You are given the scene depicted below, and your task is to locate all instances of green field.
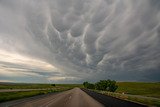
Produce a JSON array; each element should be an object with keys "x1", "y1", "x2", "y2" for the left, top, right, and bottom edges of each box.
[
  {"x1": 0, "y1": 83, "x2": 83, "y2": 89},
  {"x1": 93, "y1": 82, "x2": 160, "y2": 107},
  {"x1": 0, "y1": 90, "x2": 55, "y2": 102},
  {"x1": 116, "y1": 82, "x2": 160, "y2": 98},
  {"x1": 0, "y1": 83, "x2": 55, "y2": 89},
  {"x1": 0, "y1": 83, "x2": 82, "y2": 103}
]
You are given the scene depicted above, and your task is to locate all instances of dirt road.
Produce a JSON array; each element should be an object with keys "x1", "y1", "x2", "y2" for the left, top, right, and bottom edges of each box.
[
  {"x1": 0, "y1": 88, "x2": 104, "y2": 107},
  {"x1": 0, "y1": 88, "x2": 147, "y2": 107}
]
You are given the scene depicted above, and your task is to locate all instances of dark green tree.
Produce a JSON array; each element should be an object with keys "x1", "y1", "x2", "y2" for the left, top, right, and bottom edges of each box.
[
  {"x1": 51, "y1": 84, "x2": 55, "y2": 86},
  {"x1": 83, "y1": 81, "x2": 95, "y2": 89},
  {"x1": 83, "y1": 79, "x2": 118, "y2": 92},
  {"x1": 95, "y1": 79, "x2": 118, "y2": 92}
]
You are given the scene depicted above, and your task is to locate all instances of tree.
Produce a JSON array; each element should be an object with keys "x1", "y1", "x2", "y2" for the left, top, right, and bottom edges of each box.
[
  {"x1": 83, "y1": 81, "x2": 95, "y2": 89},
  {"x1": 51, "y1": 84, "x2": 55, "y2": 86},
  {"x1": 95, "y1": 79, "x2": 118, "y2": 92},
  {"x1": 108, "y1": 80, "x2": 118, "y2": 92},
  {"x1": 83, "y1": 79, "x2": 118, "y2": 92},
  {"x1": 83, "y1": 81, "x2": 89, "y2": 87},
  {"x1": 95, "y1": 80, "x2": 109, "y2": 91}
]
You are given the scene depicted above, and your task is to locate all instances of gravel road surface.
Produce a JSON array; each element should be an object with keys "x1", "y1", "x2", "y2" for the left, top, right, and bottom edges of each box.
[
  {"x1": 0, "y1": 88, "x2": 147, "y2": 107},
  {"x1": 0, "y1": 88, "x2": 104, "y2": 107}
]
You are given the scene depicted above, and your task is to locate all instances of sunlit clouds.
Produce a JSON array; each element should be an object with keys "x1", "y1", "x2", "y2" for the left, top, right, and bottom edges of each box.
[{"x1": 0, "y1": 50, "x2": 58, "y2": 71}]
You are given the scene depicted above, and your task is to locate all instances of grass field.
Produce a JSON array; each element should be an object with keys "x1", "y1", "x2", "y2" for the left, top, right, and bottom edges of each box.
[
  {"x1": 0, "y1": 83, "x2": 82, "y2": 103},
  {"x1": 98, "y1": 91, "x2": 160, "y2": 107},
  {"x1": 0, "y1": 90, "x2": 55, "y2": 102},
  {"x1": 93, "y1": 82, "x2": 160, "y2": 107},
  {"x1": 116, "y1": 82, "x2": 160, "y2": 98},
  {"x1": 0, "y1": 83, "x2": 55, "y2": 89},
  {"x1": 0, "y1": 83, "x2": 83, "y2": 89}
]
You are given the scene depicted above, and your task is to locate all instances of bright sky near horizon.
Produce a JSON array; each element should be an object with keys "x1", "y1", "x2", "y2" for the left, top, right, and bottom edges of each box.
[{"x1": 0, "y1": 0, "x2": 160, "y2": 83}]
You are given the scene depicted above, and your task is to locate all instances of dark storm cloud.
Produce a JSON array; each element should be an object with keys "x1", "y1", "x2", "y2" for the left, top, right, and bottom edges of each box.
[{"x1": 0, "y1": 0, "x2": 160, "y2": 83}]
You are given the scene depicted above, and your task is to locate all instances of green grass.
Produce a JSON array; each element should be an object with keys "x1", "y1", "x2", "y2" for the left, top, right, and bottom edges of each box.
[
  {"x1": 96, "y1": 91, "x2": 160, "y2": 107},
  {"x1": 116, "y1": 82, "x2": 160, "y2": 98},
  {"x1": 0, "y1": 90, "x2": 50, "y2": 102},
  {"x1": 0, "y1": 89, "x2": 64, "y2": 103},
  {"x1": 0, "y1": 83, "x2": 83, "y2": 89},
  {"x1": 0, "y1": 83, "x2": 55, "y2": 89},
  {"x1": 127, "y1": 95, "x2": 160, "y2": 107},
  {"x1": 0, "y1": 83, "x2": 82, "y2": 103},
  {"x1": 91, "y1": 82, "x2": 160, "y2": 107}
]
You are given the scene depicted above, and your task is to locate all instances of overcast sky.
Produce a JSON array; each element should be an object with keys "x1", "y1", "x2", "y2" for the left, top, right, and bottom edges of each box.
[{"x1": 0, "y1": 0, "x2": 160, "y2": 83}]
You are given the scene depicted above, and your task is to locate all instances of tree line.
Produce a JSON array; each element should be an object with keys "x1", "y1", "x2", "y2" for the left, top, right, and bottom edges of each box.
[{"x1": 83, "y1": 79, "x2": 118, "y2": 92}]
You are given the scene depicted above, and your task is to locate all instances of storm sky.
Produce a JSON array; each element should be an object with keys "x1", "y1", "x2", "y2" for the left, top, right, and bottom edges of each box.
[{"x1": 0, "y1": 0, "x2": 160, "y2": 83}]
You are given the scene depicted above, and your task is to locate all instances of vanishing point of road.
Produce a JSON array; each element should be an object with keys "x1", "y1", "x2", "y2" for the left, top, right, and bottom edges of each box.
[{"x1": 0, "y1": 88, "x2": 147, "y2": 107}]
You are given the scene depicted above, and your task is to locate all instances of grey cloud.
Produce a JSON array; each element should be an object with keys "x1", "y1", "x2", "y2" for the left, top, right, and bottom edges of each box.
[
  {"x1": 0, "y1": 0, "x2": 160, "y2": 83},
  {"x1": 70, "y1": 21, "x2": 86, "y2": 37}
]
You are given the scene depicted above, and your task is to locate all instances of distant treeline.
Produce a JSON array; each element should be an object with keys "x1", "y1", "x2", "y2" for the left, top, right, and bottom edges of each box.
[{"x1": 83, "y1": 79, "x2": 118, "y2": 92}]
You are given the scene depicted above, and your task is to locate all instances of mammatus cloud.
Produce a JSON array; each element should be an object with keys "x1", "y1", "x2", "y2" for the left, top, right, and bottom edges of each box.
[{"x1": 0, "y1": 0, "x2": 160, "y2": 83}]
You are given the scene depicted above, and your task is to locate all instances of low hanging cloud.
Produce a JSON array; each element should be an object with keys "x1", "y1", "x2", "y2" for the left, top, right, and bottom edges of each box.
[{"x1": 0, "y1": 0, "x2": 160, "y2": 83}]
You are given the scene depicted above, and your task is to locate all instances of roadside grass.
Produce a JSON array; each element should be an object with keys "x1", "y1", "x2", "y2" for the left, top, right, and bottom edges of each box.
[
  {"x1": 0, "y1": 87, "x2": 71, "y2": 103},
  {"x1": 96, "y1": 91, "x2": 160, "y2": 107},
  {"x1": 90, "y1": 82, "x2": 160, "y2": 107},
  {"x1": 0, "y1": 90, "x2": 51, "y2": 102},
  {"x1": 0, "y1": 83, "x2": 83, "y2": 89},
  {"x1": 0, "y1": 83, "x2": 54, "y2": 89},
  {"x1": 0, "y1": 83, "x2": 82, "y2": 103},
  {"x1": 116, "y1": 82, "x2": 160, "y2": 98}
]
